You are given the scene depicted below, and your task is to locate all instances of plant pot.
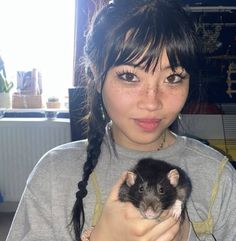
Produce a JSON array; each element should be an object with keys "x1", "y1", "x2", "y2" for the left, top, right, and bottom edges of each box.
[
  {"x1": 46, "y1": 101, "x2": 61, "y2": 109},
  {"x1": 12, "y1": 94, "x2": 42, "y2": 108},
  {"x1": 0, "y1": 92, "x2": 11, "y2": 108}
]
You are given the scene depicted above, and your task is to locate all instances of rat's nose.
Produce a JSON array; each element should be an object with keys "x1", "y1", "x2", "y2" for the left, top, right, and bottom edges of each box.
[{"x1": 143, "y1": 207, "x2": 162, "y2": 219}]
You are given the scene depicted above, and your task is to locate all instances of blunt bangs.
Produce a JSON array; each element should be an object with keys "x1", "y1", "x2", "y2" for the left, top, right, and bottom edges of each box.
[{"x1": 105, "y1": 4, "x2": 197, "y2": 75}]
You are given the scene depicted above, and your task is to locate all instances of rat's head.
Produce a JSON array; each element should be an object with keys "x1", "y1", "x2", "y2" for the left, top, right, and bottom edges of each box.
[{"x1": 125, "y1": 168, "x2": 180, "y2": 219}]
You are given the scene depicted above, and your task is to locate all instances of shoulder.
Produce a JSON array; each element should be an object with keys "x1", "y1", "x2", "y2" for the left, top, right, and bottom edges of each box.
[
  {"x1": 179, "y1": 136, "x2": 235, "y2": 182},
  {"x1": 27, "y1": 140, "x2": 88, "y2": 184},
  {"x1": 50, "y1": 139, "x2": 88, "y2": 159},
  {"x1": 42, "y1": 139, "x2": 87, "y2": 166},
  {"x1": 183, "y1": 136, "x2": 224, "y2": 161}
]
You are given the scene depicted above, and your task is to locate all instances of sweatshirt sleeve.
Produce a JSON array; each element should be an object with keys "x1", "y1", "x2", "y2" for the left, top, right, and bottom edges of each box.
[
  {"x1": 213, "y1": 162, "x2": 236, "y2": 240},
  {"x1": 6, "y1": 152, "x2": 55, "y2": 241},
  {"x1": 189, "y1": 160, "x2": 236, "y2": 241},
  {"x1": 184, "y1": 161, "x2": 236, "y2": 241}
]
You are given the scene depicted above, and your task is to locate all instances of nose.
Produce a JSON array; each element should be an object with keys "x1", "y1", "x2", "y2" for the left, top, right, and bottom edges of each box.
[{"x1": 137, "y1": 86, "x2": 162, "y2": 111}]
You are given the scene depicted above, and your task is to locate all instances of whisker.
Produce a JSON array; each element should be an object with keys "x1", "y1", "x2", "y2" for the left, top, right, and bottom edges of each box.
[{"x1": 125, "y1": 194, "x2": 141, "y2": 203}]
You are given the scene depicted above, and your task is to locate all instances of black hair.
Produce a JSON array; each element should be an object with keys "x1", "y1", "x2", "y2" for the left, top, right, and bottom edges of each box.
[{"x1": 71, "y1": 0, "x2": 199, "y2": 240}]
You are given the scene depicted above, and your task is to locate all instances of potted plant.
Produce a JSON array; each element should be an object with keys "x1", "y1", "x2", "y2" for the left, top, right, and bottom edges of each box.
[
  {"x1": 0, "y1": 56, "x2": 13, "y2": 108},
  {"x1": 45, "y1": 96, "x2": 61, "y2": 119},
  {"x1": 46, "y1": 96, "x2": 61, "y2": 109}
]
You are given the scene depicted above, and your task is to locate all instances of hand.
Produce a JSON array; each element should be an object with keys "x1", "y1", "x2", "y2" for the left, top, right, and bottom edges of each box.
[
  {"x1": 90, "y1": 172, "x2": 190, "y2": 241},
  {"x1": 152, "y1": 214, "x2": 190, "y2": 241}
]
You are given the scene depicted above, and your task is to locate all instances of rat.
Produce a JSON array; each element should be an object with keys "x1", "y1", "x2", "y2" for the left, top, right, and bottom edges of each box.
[{"x1": 118, "y1": 158, "x2": 192, "y2": 221}]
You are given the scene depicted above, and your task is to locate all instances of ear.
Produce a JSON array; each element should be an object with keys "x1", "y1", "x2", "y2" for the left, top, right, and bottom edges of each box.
[
  {"x1": 126, "y1": 171, "x2": 137, "y2": 187},
  {"x1": 167, "y1": 169, "x2": 179, "y2": 187}
]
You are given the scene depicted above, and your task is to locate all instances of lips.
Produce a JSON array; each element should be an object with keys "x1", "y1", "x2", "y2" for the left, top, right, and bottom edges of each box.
[{"x1": 134, "y1": 118, "x2": 161, "y2": 132}]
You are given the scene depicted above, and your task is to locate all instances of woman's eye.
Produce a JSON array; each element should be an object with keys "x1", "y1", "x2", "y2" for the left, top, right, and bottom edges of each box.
[
  {"x1": 117, "y1": 71, "x2": 139, "y2": 82},
  {"x1": 165, "y1": 73, "x2": 185, "y2": 84}
]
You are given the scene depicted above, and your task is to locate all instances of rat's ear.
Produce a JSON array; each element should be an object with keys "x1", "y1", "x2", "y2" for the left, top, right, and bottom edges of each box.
[
  {"x1": 167, "y1": 169, "x2": 179, "y2": 187},
  {"x1": 126, "y1": 171, "x2": 137, "y2": 187}
]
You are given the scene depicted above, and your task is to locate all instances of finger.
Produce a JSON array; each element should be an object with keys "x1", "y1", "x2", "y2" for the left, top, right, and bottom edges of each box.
[
  {"x1": 120, "y1": 216, "x2": 177, "y2": 238},
  {"x1": 147, "y1": 217, "x2": 180, "y2": 241},
  {"x1": 127, "y1": 217, "x2": 158, "y2": 236},
  {"x1": 108, "y1": 171, "x2": 128, "y2": 201}
]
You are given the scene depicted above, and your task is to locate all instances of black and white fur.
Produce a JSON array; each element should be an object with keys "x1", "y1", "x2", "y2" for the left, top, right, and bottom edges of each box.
[{"x1": 119, "y1": 158, "x2": 192, "y2": 220}]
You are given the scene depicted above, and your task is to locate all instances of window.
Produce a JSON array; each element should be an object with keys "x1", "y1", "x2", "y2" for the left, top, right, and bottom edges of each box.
[{"x1": 0, "y1": 0, "x2": 75, "y2": 107}]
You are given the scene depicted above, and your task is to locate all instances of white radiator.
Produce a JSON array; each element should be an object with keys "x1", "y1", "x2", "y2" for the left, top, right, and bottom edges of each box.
[{"x1": 0, "y1": 118, "x2": 71, "y2": 202}]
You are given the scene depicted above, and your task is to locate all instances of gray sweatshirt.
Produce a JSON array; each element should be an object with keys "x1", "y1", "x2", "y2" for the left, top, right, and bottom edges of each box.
[{"x1": 6, "y1": 133, "x2": 236, "y2": 241}]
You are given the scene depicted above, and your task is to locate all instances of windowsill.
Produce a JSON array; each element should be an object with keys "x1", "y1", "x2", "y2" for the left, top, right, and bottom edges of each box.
[
  {"x1": 0, "y1": 117, "x2": 70, "y2": 123},
  {"x1": 0, "y1": 108, "x2": 69, "y2": 118},
  {"x1": 2, "y1": 108, "x2": 69, "y2": 113}
]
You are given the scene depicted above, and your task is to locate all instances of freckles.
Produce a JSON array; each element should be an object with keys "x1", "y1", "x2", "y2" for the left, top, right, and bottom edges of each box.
[
  {"x1": 112, "y1": 84, "x2": 141, "y2": 98},
  {"x1": 166, "y1": 90, "x2": 188, "y2": 112},
  {"x1": 168, "y1": 87, "x2": 189, "y2": 101},
  {"x1": 103, "y1": 86, "x2": 130, "y2": 112}
]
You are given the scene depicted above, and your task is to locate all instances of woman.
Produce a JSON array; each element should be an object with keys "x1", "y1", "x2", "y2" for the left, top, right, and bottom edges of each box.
[{"x1": 7, "y1": 0, "x2": 236, "y2": 240}]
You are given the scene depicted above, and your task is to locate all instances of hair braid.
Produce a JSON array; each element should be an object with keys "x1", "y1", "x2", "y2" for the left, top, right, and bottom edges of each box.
[{"x1": 72, "y1": 90, "x2": 108, "y2": 240}]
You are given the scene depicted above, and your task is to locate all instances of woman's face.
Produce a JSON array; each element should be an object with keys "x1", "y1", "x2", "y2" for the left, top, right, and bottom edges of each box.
[{"x1": 102, "y1": 50, "x2": 189, "y2": 151}]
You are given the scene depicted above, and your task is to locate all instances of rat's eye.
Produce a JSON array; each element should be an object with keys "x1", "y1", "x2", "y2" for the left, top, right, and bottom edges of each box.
[
  {"x1": 158, "y1": 187, "x2": 165, "y2": 194},
  {"x1": 139, "y1": 184, "x2": 144, "y2": 193}
]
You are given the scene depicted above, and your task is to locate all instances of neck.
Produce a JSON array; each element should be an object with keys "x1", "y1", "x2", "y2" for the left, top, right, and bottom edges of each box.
[
  {"x1": 108, "y1": 123, "x2": 175, "y2": 152},
  {"x1": 157, "y1": 130, "x2": 166, "y2": 151}
]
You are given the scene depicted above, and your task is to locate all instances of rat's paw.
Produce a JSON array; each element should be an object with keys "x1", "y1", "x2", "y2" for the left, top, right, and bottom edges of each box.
[{"x1": 170, "y1": 200, "x2": 182, "y2": 219}]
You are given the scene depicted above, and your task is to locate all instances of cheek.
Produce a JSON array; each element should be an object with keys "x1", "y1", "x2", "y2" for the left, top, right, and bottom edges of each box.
[
  {"x1": 169, "y1": 91, "x2": 188, "y2": 113},
  {"x1": 166, "y1": 83, "x2": 189, "y2": 113},
  {"x1": 102, "y1": 82, "x2": 134, "y2": 118}
]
